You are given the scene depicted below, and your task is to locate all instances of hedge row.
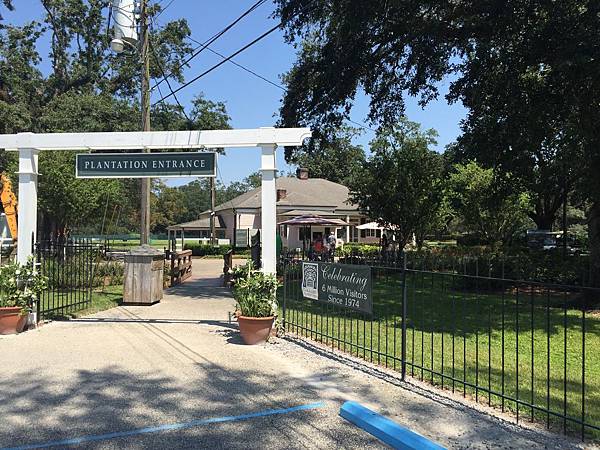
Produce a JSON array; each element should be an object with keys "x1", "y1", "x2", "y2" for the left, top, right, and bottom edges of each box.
[
  {"x1": 183, "y1": 244, "x2": 232, "y2": 256},
  {"x1": 183, "y1": 244, "x2": 252, "y2": 257}
]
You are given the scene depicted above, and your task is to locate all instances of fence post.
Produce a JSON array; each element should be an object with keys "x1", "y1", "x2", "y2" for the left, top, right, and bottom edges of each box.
[
  {"x1": 170, "y1": 252, "x2": 175, "y2": 286},
  {"x1": 282, "y1": 263, "x2": 287, "y2": 332},
  {"x1": 401, "y1": 251, "x2": 408, "y2": 381},
  {"x1": 35, "y1": 241, "x2": 40, "y2": 324}
]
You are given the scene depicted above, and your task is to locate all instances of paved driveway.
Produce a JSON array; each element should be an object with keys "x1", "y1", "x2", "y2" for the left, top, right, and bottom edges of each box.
[{"x1": 0, "y1": 259, "x2": 587, "y2": 449}]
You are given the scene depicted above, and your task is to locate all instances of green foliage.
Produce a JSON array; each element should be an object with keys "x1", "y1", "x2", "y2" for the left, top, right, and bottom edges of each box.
[
  {"x1": 455, "y1": 233, "x2": 488, "y2": 248},
  {"x1": 0, "y1": 258, "x2": 48, "y2": 313},
  {"x1": 0, "y1": 0, "x2": 14, "y2": 22},
  {"x1": 349, "y1": 119, "x2": 446, "y2": 248},
  {"x1": 0, "y1": 3, "x2": 231, "y2": 236},
  {"x1": 93, "y1": 261, "x2": 124, "y2": 287},
  {"x1": 183, "y1": 243, "x2": 232, "y2": 257},
  {"x1": 287, "y1": 127, "x2": 366, "y2": 185},
  {"x1": 163, "y1": 173, "x2": 259, "y2": 228},
  {"x1": 232, "y1": 262, "x2": 280, "y2": 318},
  {"x1": 447, "y1": 162, "x2": 532, "y2": 247},
  {"x1": 274, "y1": 0, "x2": 600, "y2": 283},
  {"x1": 338, "y1": 243, "x2": 380, "y2": 258}
]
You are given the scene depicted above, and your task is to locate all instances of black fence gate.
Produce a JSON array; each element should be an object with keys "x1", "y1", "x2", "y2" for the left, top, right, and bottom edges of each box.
[
  {"x1": 35, "y1": 239, "x2": 101, "y2": 320},
  {"x1": 281, "y1": 253, "x2": 600, "y2": 441}
]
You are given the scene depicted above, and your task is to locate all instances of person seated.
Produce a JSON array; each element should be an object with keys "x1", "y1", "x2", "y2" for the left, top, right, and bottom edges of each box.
[{"x1": 314, "y1": 238, "x2": 323, "y2": 253}]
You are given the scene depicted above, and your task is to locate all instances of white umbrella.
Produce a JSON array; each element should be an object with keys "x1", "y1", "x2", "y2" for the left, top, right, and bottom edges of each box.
[{"x1": 356, "y1": 222, "x2": 383, "y2": 230}]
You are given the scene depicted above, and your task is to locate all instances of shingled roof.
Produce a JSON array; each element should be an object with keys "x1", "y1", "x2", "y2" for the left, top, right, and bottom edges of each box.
[{"x1": 214, "y1": 176, "x2": 358, "y2": 212}]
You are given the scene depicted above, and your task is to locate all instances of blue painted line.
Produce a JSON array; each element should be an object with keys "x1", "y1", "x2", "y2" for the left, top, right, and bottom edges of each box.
[
  {"x1": 339, "y1": 401, "x2": 446, "y2": 450},
  {"x1": 4, "y1": 402, "x2": 325, "y2": 450}
]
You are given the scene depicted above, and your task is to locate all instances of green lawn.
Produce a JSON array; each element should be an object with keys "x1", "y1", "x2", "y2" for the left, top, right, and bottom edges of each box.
[
  {"x1": 105, "y1": 239, "x2": 169, "y2": 249},
  {"x1": 39, "y1": 285, "x2": 123, "y2": 320},
  {"x1": 280, "y1": 269, "x2": 600, "y2": 439}
]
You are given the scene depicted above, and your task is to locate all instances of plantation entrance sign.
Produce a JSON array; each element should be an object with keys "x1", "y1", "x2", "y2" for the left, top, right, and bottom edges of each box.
[
  {"x1": 76, "y1": 152, "x2": 216, "y2": 178},
  {"x1": 0, "y1": 128, "x2": 311, "y2": 273}
]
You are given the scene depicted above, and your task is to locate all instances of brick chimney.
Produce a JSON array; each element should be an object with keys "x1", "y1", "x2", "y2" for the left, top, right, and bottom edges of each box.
[
  {"x1": 277, "y1": 189, "x2": 287, "y2": 201},
  {"x1": 296, "y1": 167, "x2": 309, "y2": 180}
]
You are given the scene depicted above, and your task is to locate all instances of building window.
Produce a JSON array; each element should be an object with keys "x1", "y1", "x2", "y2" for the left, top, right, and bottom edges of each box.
[{"x1": 362, "y1": 229, "x2": 381, "y2": 238}]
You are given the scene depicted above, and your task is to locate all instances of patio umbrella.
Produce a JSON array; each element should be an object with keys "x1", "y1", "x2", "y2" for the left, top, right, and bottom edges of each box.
[
  {"x1": 356, "y1": 221, "x2": 382, "y2": 230},
  {"x1": 278, "y1": 214, "x2": 349, "y2": 226}
]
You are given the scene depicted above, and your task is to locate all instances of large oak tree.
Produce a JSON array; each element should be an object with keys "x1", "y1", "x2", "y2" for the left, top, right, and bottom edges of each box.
[{"x1": 275, "y1": 0, "x2": 600, "y2": 283}]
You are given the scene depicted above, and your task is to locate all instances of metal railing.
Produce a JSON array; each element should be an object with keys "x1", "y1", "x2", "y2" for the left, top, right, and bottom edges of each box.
[
  {"x1": 281, "y1": 253, "x2": 600, "y2": 441},
  {"x1": 35, "y1": 239, "x2": 101, "y2": 320}
]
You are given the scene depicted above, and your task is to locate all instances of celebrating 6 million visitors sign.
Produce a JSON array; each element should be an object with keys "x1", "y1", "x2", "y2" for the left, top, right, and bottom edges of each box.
[
  {"x1": 76, "y1": 152, "x2": 216, "y2": 178},
  {"x1": 302, "y1": 262, "x2": 372, "y2": 314}
]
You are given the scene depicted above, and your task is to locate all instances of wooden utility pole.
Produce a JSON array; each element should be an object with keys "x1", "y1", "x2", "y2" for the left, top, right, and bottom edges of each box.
[{"x1": 139, "y1": 0, "x2": 151, "y2": 245}]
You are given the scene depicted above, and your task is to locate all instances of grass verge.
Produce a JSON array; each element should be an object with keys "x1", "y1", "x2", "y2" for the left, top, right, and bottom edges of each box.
[
  {"x1": 41, "y1": 285, "x2": 123, "y2": 320},
  {"x1": 280, "y1": 269, "x2": 600, "y2": 440}
]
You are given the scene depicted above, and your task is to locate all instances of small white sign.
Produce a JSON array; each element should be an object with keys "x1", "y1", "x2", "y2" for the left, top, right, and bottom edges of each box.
[{"x1": 302, "y1": 262, "x2": 319, "y2": 300}]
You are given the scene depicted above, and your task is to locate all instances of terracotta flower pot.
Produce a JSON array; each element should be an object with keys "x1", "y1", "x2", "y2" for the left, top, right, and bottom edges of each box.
[
  {"x1": 0, "y1": 307, "x2": 28, "y2": 335},
  {"x1": 237, "y1": 316, "x2": 274, "y2": 345}
]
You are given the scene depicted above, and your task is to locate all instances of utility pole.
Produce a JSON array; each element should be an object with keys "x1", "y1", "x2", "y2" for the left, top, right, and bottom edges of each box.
[{"x1": 139, "y1": 0, "x2": 151, "y2": 245}]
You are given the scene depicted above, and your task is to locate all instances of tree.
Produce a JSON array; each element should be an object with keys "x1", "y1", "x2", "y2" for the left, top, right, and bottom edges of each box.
[
  {"x1": 151, "y1": 93, "x2": 231, "y2": 132},
  {"x1": 288, "y1": 127, "x2": 365, "y2": 185},
  {"x1": 218, "y1": 172, "x2": 261, "y2": 205},
  {"x1": 349, "y1": 120, "x2": 445, "y2": 249},
  {"x1": 447, "y1": 162, "x2": 532, "y2": 247},
  {"x1": 274, "y1": 0, "x2": 600, "y2": 283},
  {"x1": 37, "y1": 92, "x2": 140, "y2": 236},
  {"x1": 0, "y1": 0, "x2": 13, "y2": 22},
  {"x1": 0, "y1": 2, "x2": 233, "y2": 236},
  {"x1": 151, "y1": 181, "x2": 186, "y2": 233}
]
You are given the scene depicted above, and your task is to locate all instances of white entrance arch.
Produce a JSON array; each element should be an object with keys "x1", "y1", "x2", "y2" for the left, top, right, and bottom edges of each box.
[{"x1": 0, "y1": 127, "x2": 311, "y2": 273}]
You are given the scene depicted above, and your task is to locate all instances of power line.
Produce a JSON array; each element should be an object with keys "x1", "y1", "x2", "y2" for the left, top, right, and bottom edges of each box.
[
  {"x1": 187, "y1": 35, "x2": 285, "y2": 92},
  {"x1": 151, "y1": 0, "x2": 376, "y2": 133},
  {"x1": 152, "y1": 0, "x2": 267, "y2": 92},
  {"x1": 185, "y1": 36, "x2": 376, "y2": 133},
  {"x1": 149, "y1": 38, "x2": 191, "y2": 124},
  {"x1": 154, "y1": 0, "x2": 176, "y2": 20},
  {"x1": 153, "y1": 23, "x2": 280, "y2": 105}
]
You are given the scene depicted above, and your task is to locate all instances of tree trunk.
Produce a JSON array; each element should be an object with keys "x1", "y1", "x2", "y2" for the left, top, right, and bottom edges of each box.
[
  {"x1": 588, "y1": 200, "x2": 600, "y2": 288},
  {"x1": 530, "y1": 210, "x2": 557, "y2": 230}
]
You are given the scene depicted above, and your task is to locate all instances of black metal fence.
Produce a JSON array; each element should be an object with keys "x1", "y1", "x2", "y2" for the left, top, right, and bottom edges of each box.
[
  {"x1": 35, "y1": 239, "x2": 102, "y2": 320},
  {"x1": 281, "y1": 253, "x2": 600, "y2": 441}
]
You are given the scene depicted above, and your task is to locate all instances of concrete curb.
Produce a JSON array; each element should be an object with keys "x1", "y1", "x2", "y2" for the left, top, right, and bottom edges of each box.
[{"x1": 339, "y1": 401, "x2": 446, "y2": 450}]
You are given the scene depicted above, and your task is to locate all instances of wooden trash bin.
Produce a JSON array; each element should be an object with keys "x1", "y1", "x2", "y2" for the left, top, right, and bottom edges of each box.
[{"x1": 123, "y1": 245, "x2": 164, "y2": 305}]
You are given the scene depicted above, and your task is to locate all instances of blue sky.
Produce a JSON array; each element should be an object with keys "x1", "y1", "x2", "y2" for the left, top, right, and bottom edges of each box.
[{"x1": 5, "y1": 0, "x2": 467, "y2": 186}]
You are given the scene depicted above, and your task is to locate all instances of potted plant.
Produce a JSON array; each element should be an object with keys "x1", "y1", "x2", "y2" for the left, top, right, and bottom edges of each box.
[
  {"x1": 0, "y1": 258, "x2": 48, "y2": 335},
  {"x1": 232, "y1": 262, "x2": 280, "y2": 345}
]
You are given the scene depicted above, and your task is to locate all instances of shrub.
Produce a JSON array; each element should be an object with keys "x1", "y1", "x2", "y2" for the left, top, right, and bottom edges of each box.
[
  {"x1": 456, "y1": 233, "x2": 488, "y2": 247},
  {"x1": 338, "y1": 243, "x2": 380, "y2": 258},
  {"x1": 232, "y1": 262, "x2": 280, "y2": 318},
  {"x1": 408, "y1": 248, "x2": 591, "y2": 286},
  {"x1": 0, "y1": 258, "x2": 48, "y2": 314},
  {"x1": 183, "y1": 243, "x2": 232, "y2": 256},
  {"x1": 93, "y1": 261, "x2": 124, "y2": 287}
]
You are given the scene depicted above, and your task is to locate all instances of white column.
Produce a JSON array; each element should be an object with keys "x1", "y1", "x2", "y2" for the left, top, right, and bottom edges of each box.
[
  {"x1": 17, "y1": 148, "x2": 39, "y2": 264},
  {"x1": 260, "y1": 143, "x2": 277, "y2": 274},
  {"x1": 346, "y1": 215, "x2": 351, "y2": 244}
]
